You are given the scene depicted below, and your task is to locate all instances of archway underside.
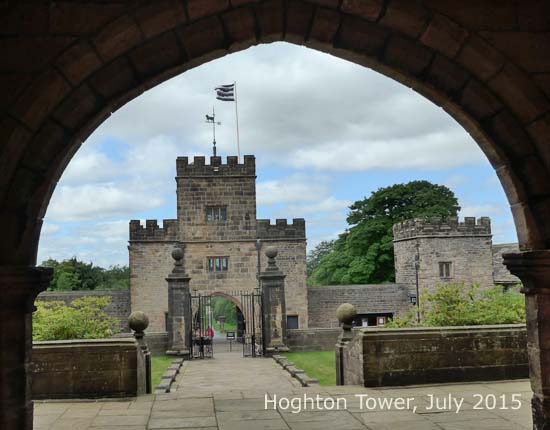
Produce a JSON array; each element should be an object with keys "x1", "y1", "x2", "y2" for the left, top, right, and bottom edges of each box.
[{"x1": 1, "y1": 0, "x2": 550, "y2": 266}]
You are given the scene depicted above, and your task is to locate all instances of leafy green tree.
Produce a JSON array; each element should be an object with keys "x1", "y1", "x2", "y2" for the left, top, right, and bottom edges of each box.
[
  {"x1": 309, "y1": 181, "x2": 459, "y2": 285},
  {"x1": 306, "y1": 240, "x2": 335, "y2": 277},
  {"x1": 41, "y1": 257, "x2": 130, "y2": 291},
  {"x1": 212, "y1": 297, "x2": 237, "y2": 325},
  {"x1": 33, "y1": 296, "x2": 120, "y2": 341}
]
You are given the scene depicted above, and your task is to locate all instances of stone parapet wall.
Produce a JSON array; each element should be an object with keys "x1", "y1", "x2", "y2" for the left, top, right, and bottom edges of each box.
[
  {"x1": 393, "y1": 217, "x2": 491, "y2": 241},
  {"x1": 31, "y1": 338, "x2": 147, "y2": 399},
  {"x1": 257, "y1": 219, "x2": 306, "y2": 240},
  {"x1": 176, "y1": 155, "x2": 256, "y2": 177},
  {"x1": 37, "y1": 290, "x2": 131, "y2": 331},
  {"x1": 342, "y1": 325, "x2": 528, "y2": 387},
  {"x1": 129, "y1": 219, "x2": 178, "y2": 241},
  {"x1": 307, "y1": 285, "x2": 410, "y2": 328}
]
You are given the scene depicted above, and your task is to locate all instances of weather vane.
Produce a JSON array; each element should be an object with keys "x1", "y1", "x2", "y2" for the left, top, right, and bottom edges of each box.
[{"x1": 205, "y1": 107, "x2": 221, "y2": 157}]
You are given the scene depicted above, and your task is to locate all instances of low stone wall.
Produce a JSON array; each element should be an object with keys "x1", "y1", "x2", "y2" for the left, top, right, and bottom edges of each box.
[
  {"x1": 342, "y1": 324, "x2": 528, "y2": 386},
  {"x1": 31, "y1": 338, "x2": 147, "y2": 399},
  {"x1": 287, "y1": 328, "x2": 341, "y2": 352},
  {"x1": 37, "y1": 290, "x2": 131, "y2": 331},
  {"x1": 307, "y1": 285, "x2": 410, "y2": 328}
]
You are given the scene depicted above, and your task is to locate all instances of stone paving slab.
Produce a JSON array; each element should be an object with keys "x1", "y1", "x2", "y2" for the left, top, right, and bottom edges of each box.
[{"x1": 35, "y1": 351, "x2": 533, "y2": 430}]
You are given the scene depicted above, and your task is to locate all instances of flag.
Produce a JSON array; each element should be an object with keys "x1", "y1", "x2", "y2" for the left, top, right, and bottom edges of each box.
[{"x1": 215, "y1": 83, "x2": 235, "y2": 101}]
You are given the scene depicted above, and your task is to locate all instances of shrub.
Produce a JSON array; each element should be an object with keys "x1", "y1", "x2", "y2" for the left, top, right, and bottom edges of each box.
[
  {"x1": 33, "y1": 296, "x2": 120, "y2": 341},
  {"x1": 385, "y1": 283, "x2": 525, "y2": 328}
]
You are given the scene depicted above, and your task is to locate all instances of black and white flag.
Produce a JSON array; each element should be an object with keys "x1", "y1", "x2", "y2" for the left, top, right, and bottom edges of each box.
[{"x1": 215, "y1": 83, "x2": 235, "y2": 101}]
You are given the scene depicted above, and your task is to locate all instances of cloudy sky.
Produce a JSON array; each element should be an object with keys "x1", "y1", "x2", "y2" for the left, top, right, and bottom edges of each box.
[{"x1": 38, "y1": 42, "x2": 517, "y2": 267}]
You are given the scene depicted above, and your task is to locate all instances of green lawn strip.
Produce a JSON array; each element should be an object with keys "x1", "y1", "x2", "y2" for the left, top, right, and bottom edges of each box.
[
  {"x1": 281, "y1": 351, "x2": 336, "y2": 386},
  {"x1": 151, "y1": 356, "x2": 174, "y2": 388}
]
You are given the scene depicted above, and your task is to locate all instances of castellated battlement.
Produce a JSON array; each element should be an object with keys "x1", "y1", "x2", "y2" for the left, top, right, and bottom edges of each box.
[
  {"x1": 176, "y1": 155, "x2": 255, "y2": 177},
  {"x1": 257, "y1": 218, "x2": 306, "y2": 240},
  {"x1": 129, "y1": 219, "x2": 178, "y2": 241},
  {"x1": 393, "y1": 216, "x2": 491, "y2": 241}
]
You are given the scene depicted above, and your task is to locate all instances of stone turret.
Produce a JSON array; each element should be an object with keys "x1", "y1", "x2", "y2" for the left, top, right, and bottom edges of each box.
[{"x1": 393, "y1": 216, "x2": 494, "y2": 296}]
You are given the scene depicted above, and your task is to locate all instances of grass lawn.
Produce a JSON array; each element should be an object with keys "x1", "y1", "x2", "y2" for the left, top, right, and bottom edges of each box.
[
  {"x1": 282, "y1": 351, "x2": 336, "y2": 386},
  {"x1": 151, "y1": 356, "x2": 174, "y2": 388}
]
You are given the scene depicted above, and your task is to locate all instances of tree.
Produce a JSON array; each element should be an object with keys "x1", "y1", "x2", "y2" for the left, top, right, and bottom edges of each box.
[
  {"x1": 306, "y1": 240, "x2": 335, "y2": 277},
  {"x1": 308, "y1": 180, "x2": 459, "y2": 285},
  {"x1": 41, "y1": 257, "x2": 130, "y2": 291}
]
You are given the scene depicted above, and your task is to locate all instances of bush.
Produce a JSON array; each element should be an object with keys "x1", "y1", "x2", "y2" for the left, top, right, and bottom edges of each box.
[
  {"x1": 385, "y1": 283, "x2": 525, "y2": 328},
  {"x1": 33, "y1": 296, "x2": 120, "y2": 341}
]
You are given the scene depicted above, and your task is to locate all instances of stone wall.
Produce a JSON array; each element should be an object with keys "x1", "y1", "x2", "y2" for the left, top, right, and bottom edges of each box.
[
  {"x1": 36, "y1": 290, "x2": 131, "y2": 331},
  {"x1": 129, "y1": 241, "x2": 179, "y2": 332},
  {"x1": 492, "y1": 243, "x2": 521, "y2": 286},
  {"x1": 394, "y1": 217, "x2": 494, "y2": 295},
  {"x1": 31, "y1": 338, "x2": 147, "y2": 399},
  {"x1": 307, "y1": 285, "x2": 410, "y2": 328},
  {"x1": 342, "y1": 325, "x2": 528, "y2": 386},
  {"x1": 287, "y1": 328, "x2": 342, "y2": 352}
]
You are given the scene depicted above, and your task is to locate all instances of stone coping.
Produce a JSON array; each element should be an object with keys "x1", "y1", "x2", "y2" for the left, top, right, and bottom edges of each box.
[
  {"x1": 33, "y1": 337, "x2": 137, "y2": 347},
  {"x1": 358, "y1": 323, "x2": 525, "y2": 333}
]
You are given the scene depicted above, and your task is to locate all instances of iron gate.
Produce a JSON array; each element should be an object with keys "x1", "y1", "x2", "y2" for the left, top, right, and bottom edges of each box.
[
  {"x1": 240, "y1": 290, "x2": 264, "y2": 357},
  {"x1": 190, "y1": 293, "x2": 214, "y2": 359}
]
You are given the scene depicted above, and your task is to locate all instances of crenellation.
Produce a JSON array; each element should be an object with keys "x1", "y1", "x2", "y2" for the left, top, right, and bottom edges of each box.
[
  {"x1": 393, "y1": 216, "x2": 492, "y2": 240},
  {"x1": 176, "y1": 155, "x2": 256, "y2": 177},
  {"x1": 257, "y1": 218, "x2": 306, "y2": 240},
  {"x1": 129, "y1": 219, "x2": 178, "y2": 241}
]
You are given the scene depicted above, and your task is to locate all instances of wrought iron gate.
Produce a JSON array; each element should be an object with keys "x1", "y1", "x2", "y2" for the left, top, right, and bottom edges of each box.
[
  {"x1": 240, "y1": 290, "x2": 264, "y2": 357},
  {"x1": 190, "y1": 293, "x2": 214, "y2": 359}
]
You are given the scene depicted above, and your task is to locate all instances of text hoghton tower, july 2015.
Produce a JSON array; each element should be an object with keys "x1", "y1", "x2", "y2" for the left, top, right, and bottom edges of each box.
[{"x1": 128, "y1": 155, "x2": 308, "y2": 332}]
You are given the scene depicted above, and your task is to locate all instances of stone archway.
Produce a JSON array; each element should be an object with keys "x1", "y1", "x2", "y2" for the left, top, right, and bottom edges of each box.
[
  {"x1": 206, "y1": 292, "x2": 246, "y2": 339},
  {"x1": 2, "y1": 1, "x2": 550, "y2": 429}
]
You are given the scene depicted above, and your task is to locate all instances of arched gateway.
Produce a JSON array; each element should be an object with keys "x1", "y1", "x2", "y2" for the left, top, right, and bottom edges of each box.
[{"x1": 2, "y1": 2, "x2": 550, "y2": 429}]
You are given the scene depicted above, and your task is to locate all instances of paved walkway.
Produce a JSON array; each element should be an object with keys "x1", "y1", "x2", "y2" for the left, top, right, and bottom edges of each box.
[{"x1": 35, "y1": 351, "x2": 533, "y2": 430}]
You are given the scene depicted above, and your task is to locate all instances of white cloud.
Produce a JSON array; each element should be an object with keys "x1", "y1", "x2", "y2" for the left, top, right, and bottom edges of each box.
[
  {"x1": 47, "y1": 184, "x2": 163, "y2": 222},
  {"x1": 287, "y1": 130, "x2": 482, "y2": 172},
  {"x1": 257, "y1": 175, "x2": 332, "y2": 205},
  {"x1": 443, "y1": 175, "x2": 468, "y2": 190},
  {"x1": 84, "y1": 42, "x2": 486, "y2": 172},
  {"x1": 41, "y1": 224, "x2": 60, "y2": 235},
  {"x1": 62, "y1": 147, "x2": 119, "y2": 185},
  {"x1": 459, "y1": 203, "x2": 505, "y2": 217}
]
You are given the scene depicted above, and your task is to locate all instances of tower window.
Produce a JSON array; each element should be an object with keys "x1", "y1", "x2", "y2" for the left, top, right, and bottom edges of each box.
[
  {"x1": 439, "y1": 262, "x2": 452, "y2": 278},
  {"x1": 206, "y1": 206, "x2": 227, "y2": 223},
  {"x1": 208, "y1": 257, "x2": 228, "y2": 272}
]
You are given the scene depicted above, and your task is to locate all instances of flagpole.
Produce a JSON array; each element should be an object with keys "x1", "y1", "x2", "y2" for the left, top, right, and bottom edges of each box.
[{"x1": 234, "y1": 81, "x2": 241, "y2": 162}]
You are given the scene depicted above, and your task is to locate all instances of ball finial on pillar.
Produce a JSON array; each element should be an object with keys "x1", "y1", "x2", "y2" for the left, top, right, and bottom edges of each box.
[
  {"x1": 336, "y1": 303, "x2": 357, "y2": 325},
  {"x1": 265, "y1": 246, "x2": 279, "y2": 271},
  {"x1": 129, "y1": 311, "x2": 149, "y2": 334},
  {"x1": 172, "y1": 247, "x2": 184, "y2": 264}
]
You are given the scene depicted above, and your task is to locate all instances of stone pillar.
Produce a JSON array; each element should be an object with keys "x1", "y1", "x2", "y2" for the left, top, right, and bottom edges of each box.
[
  {"x1": 0, "y1": 266, "x2": 52, "y2": 430},
  {"x1": 335, "y1": 303, "x2": 357, "y2": 386},
  {"x1": 504, "y1": 251, "x2": 550, "y2": 430},
  {"x1": 259, "y1": 247, "x2": 288, "y2": 355},
  {"x1": 166, "y1": 247, "x2": 191, "y2": 356},
  {"x1": 129, "y1": 311, "x2": 151, "y2": 394}
]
